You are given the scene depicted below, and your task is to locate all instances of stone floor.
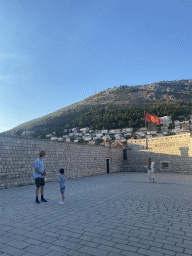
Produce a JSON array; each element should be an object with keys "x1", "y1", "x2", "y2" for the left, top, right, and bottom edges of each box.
[{"x1": 0, "y1": 172, "x2": 192, "y2": 256}]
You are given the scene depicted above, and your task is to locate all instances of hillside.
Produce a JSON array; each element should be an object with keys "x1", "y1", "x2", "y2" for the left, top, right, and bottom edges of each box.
[
  {"x1": 83, "y1": 79, "x2": 192, "y2": 106},
  {"x1": 2, "y1": 79, "x2": 192, "y2": 138}
]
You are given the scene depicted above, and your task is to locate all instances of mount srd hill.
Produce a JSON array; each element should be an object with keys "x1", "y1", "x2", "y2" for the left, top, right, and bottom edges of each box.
[
  {"x1": 83, "y1": 79, "x2": 192, "y2": 107},
  {"x1": 2, "y1": 79, "x2": 192, "y2": 138}
]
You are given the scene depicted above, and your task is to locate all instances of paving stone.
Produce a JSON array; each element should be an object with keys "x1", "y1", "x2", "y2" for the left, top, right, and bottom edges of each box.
[
  {"x1": 0, "y1": 244, "x2": 6, "y2": 250},
  {"x1": 22, "y1": 253, "x2": 39, "y2": 256},
  {"x1": 65, "y1": 242, "x2": 83, "y2": 250},
  {"x1": 1, "y1": 246, "x2": 26, "y2": 256},
  {"x1": 184, "y1": 248, "x2": 192, "y2": 254},
  {"x1": 78, "y1": 240, "x2": 100, "y2": 248},
  {"x1": 66, "y1": 249, "x2": 85, "y2": 256},
  {"x1": 107, "y1": 253, "x2": 122, "y2": 256},
  {"x1": 128, "y1": 241, "x2": 150, "y2": 250},
  {"x1": 6, "y1": 240, "x2": 30, "y2": 250},
  {"x1": 115, "y1": 243, "x2": 138, "y2": 252},
  {"x1": 97, "y1": 244, "x2": 122, "y2": 254},
  {"x1": 163, "y1": 244, "x2": 184, "y2": 253},
  {"x1": 77, "y1": 235, "x2": 93, "y2": 241},
  {"x1": 120, "y1": 251, "x2": 142, "y2": 256},
  {"x1": 78, "y1": 246, "x2": 109, "y2": 256},
  {"x1": 183, "y1": 240, "x2": 192, "y2": 246},
  {"x1": 111, "y1": 237, "x2": 128, "y2": 245},
  {"x1": 149, "y1": 246, "x2": 176, "y2": 255},
  {"x1": 45, "y1": 251, "x2": 65, "y2": 256},
  {"x1": 25, "y1": 239, "x2": 42, "y2": 246},
  {"x1": 176, "y1": 253, "x2": 192, "y2": 256},
  {"x1": 25, "y1": 245, "x2": 52, "y2": 255},
  {"x1": 154, "y1": 238, "x2": 176, "y2": 246},
  {"x1": 176, "y1": 243, "x2": 192, "y2": 250},
  {"x1": 0, "y1": 173, "x2": 192, "y2": 256},
  {"x1": 139, "y1": 239, "x2": 163, "y2": 248},
  {"x1": 82, "y1": 232, "x2": 102, "y2": 239},
  {"x1": 137, "y1": 248, "x2": 163, "y2": 256},
  {"x1": 49, "y1": 245, "x2": 70, "y2": 254},
  {"x1": 0, "y1": 236, "x2": 14, "y2": 244},
  {"x1": 92, "y1": 238, "x2": 116, "y2": 247}
]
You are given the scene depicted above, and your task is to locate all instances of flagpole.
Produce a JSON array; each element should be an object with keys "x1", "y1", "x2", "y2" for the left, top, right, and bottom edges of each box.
[{"x1": 144, "y1": 110, "x2": 148, "y2": 149}]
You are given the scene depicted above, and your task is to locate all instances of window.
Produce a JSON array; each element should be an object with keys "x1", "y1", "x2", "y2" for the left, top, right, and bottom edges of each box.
[{"x1": 161, "y1": 162, "x2": 169, "y2": 169}]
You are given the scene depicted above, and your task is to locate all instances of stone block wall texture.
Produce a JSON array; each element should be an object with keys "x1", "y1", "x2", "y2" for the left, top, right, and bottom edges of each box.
[
  {"x1": 0, "y1": 136, "x2": 123, "y2": 189},
  {"x1": 126, "y1": 132, "x2": 192, "y2": 174}
]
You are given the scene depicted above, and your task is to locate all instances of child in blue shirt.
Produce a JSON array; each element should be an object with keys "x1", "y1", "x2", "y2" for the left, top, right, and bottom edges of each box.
[{"x1": 56, "y1": 168, "x2": 65, "y2": 204}]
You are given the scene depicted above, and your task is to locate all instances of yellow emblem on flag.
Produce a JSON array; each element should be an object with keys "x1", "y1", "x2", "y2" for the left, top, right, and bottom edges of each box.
[{"x1": 151, "y1": 116, "x2": 159, "y2": 123}]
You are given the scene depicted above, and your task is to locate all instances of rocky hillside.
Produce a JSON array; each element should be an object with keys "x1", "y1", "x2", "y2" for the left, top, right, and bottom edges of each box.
[
  {"x1": 1, "y1": 79, "x2": 192, "y2": 137},
  {"x1": 85, "y1": 79, "x2": 192, "y2": 106}
]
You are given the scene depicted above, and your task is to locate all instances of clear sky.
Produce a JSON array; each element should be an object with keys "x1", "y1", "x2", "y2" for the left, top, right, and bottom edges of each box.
[{"x1": 0, "y1": 0, "x2": 192, "y2": 133}]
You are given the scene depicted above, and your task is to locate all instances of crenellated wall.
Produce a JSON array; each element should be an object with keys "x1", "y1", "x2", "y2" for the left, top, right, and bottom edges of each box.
[
  {"x1": 126, "y1": 132, "x2": 192, "y2": 174},
  {"x1": 0, "y1": 136, "x2": 123, "y2": 189}
]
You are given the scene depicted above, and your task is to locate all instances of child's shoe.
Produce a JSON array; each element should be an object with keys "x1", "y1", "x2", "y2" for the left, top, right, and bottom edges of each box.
[{"x1": 59, "y1": 201, "x2": 65, "y2": 204}]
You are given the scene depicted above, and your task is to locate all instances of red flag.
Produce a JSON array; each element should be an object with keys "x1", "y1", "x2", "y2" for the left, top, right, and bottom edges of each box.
[{"x1": 145, "y1": 113, "x2": 162, "y2": 124}]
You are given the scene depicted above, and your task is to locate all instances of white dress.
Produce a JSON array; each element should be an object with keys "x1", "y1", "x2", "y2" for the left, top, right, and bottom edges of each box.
[{"x1": 148, "y1": 161, "x2": 155, "y2": 180}]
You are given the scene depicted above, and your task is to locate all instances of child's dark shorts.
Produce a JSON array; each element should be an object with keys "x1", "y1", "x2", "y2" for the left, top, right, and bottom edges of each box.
[
  {"x1": 60, "y1": 187, "x2": 65, "y2": 194},
  {"x1": 35, "y1": 178, "x2": 45, "y2": 187}
]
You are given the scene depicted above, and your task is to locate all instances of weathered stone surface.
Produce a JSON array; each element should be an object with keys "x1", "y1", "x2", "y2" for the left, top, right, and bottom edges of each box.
[
  {"x1": 125, "y1": 132, "x2": 192, "y2": 174},
  {"x1": 0, "y1": 136, "x2": 123, "y2": 189}
]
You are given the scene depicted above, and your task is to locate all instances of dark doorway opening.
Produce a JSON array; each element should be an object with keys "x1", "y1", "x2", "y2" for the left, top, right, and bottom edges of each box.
[
  {"x1": 106, "y1": 159, "x2": 109, "y2": 173},
  {"x1": 123, "y1": 149, "x2": 127, "y2": 160}
]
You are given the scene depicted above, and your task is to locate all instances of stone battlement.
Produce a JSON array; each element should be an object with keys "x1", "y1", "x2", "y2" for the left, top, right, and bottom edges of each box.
[
  {"x1": 127, "y1": 132, "x2": 192, "y2": 173},
  {"x1": 0, "y1": 136, "x2": 123, "y2": 189}
]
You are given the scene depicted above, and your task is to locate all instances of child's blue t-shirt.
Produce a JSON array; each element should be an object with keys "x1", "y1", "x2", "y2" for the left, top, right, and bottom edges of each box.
[{"x1": 59, "y1": 174, "x2": 65, "y2": 188}]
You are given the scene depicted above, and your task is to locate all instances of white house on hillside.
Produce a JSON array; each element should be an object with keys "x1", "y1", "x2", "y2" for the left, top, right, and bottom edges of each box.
[
  {"x1": 102, "y1": 135, "x2": 111, "y2": 140},
  {"x1": 46, "y1": 134, "x2": 52, "y2": 138},
  {"x1": 109, "y1": 129, "x2": 122, "y2": 134},
  {"x1": 123, "y1": 128, "x2": 133, "y2": 132},
  {"x1": 72, "y1": 128, "x2": 77, "y2": 133},
  {"x1": 96, "y1": 133, "x2": 103, "y2": 138},
  {"x1": 160, "y1": 116, "x2": 172, "y2": 124},
  {"x1": 73, "y1": 132, "x2": 82, "y2": 137},
  {"x1": 147, "y1": 131, "x2": 157, "y2": 135},
  {"x1": 51, "y1": 137, "x2": 58, "y2": 141},
  {"x1": 21, "y1": 130, "x2": 34, "y2": 136},
  {"x1": 101, "y1": 129, "x2": 108, "y2": 134},
  {"x1": 80, "y1": 127, "x2": 89, "y2": 133},
  {"x1": 84, "y1": 137, "x2": 92, "y2": 141},
  {"x1": 124, "y1": 133, "x2": 132, "y2": 137}
]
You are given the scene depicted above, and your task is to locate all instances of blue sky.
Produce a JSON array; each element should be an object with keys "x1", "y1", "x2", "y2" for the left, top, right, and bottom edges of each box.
[{"x1": 0, "y1": 0, "x2": 192, "y2": 133}]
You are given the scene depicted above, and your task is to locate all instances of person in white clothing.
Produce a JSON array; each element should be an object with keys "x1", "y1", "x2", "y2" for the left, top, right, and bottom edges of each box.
[
  {"x1": 150, "y1": 160, "x2": 155, "y2": 183},
  {"x1": 147, "y1": 158, "x2": 155, "y2": 183}
]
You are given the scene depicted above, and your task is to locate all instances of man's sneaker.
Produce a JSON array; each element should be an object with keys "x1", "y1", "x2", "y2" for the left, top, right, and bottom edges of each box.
[
  {"x1": 59, "y1": 201, "x2": 65, "y2": 205},
  {"x1": 41, "y1": 198, "x2": 47, "y2": 202},
  {"x1": 35, "y1": 199, "x2": 40, "y2": 204}
]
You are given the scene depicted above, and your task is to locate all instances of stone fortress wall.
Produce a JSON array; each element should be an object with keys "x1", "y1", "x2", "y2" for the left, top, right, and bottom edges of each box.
[
  {"x1": 0, "y1": 136, "x2": 123, "y2": 189},
  {"x1": 1, "y1": 132, "x2": 192, "y2": 189},
  {"x1": 126, "y1": 132, "x2": 192, "y2": 174}
]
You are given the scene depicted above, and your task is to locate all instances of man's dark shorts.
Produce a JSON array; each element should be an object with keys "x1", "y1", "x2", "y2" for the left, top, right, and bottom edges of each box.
[{"x1": 35, "y1": 178, "x2": 45, "y2": 187}]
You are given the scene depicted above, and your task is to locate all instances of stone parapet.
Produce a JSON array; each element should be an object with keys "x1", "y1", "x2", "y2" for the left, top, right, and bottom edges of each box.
[
  {"x1": 126, "y1": 133, "x2": 192, "y2": 174},
  {"x1": 0, "y1": 136, "x2": 123, "y2": 189}
]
